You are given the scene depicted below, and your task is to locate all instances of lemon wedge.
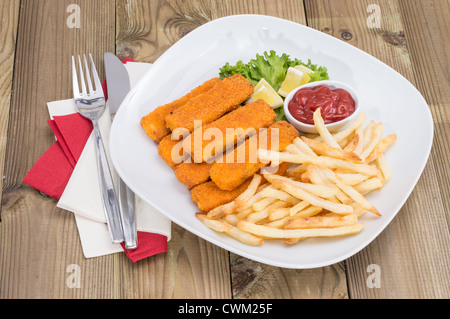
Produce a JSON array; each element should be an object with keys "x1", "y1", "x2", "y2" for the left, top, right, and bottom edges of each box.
[
  {"x1": 278, "y1": 67, "x2": 311, "y2": 97},
  {"x1": 294, "y1": 65, "x2": 314, "y2": 74},
  {"x1": 247, "y1": 78, "x2": 284, "y2": 108}
]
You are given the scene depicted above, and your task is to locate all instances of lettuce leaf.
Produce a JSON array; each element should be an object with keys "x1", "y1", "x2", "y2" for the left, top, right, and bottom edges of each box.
[{"x1": 219, "y1": 50, "x2": 329, "y2": 121}]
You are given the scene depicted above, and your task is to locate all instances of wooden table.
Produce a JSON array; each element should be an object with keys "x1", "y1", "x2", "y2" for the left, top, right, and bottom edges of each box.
[{"x1": 1, "y1": 0, "x2": 449, "y2": 299}]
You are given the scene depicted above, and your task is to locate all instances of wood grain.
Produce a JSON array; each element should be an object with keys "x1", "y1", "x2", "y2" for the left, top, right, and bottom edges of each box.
[
  {"x1": 1, "y1": 0, "x2": 449, "y2": 299},
  {"x1": 0, "y1": 0, "x2": 117, "y2": 298},
  {"x1": 0, "y1": 0, "x2": 19, "y2": 209},
  {"x1": 231, "y1": 255, "x2": 348, "y2": 299},
  {"x1": 398, "y1": 0, "x2": 450, "y2": 226},
  {"x1": 116, "y1": 0, "x2": 308, "y2": 61},
  {"x1": 305, "y1": 0, "x2": 450, "y2": 298}
]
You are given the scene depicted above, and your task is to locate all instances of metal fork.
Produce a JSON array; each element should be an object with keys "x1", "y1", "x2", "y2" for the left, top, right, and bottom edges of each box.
[{"x1": 72, "y1": 53, "x2": 124, "y2": 244}]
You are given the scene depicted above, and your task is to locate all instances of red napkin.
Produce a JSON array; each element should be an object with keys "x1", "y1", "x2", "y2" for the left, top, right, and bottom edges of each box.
[
  {"x1": 23, "y1": 57, "x2": 167, "y2": 262},
  {"x1": 23, "y1": 113, "x2": 91, "y2": 199}
]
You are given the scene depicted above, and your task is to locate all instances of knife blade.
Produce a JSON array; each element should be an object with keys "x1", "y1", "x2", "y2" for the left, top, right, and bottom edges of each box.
[{"x1": 104, "y1": 52, "x2": 137, "y2": 249}]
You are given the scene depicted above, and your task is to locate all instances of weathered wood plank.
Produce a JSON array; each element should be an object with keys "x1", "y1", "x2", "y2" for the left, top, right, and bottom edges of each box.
[
  {"x1": 398, "y1": 0, "x2": 450, "y2": 227},
  {"x1": 305, "y1": 0, "x2": 450, "y2": 298},
  {"x1": 231, "y1": 255, "x2": 348, "y2": 299},
  {"x1": 0, "y1": 0, "x2": 117, "y2": 298},
  {"x1": 0, "y1": 0, "x2": 20, "y2": 207}
]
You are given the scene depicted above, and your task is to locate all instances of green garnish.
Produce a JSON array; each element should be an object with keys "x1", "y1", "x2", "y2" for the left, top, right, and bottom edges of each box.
[{"x1": 219, "y1": 50, "x2": 329, "y2": 121}]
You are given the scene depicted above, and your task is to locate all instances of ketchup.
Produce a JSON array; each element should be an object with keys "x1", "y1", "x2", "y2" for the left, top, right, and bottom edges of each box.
[{"x1": 288, "y1": 85, "x2": 355, "y2": 125}]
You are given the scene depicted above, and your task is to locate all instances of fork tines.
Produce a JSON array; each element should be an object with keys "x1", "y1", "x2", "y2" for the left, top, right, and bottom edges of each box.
[{"x1": 72, "y1": 53, "x2": 103, "y2": 98}]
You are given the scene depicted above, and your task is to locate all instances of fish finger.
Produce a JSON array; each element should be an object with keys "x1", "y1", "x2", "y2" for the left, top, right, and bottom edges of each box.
[
  {"x1": 174, "y1": 162, "x2": 213, "y2": 190},
  {"x1": 190, "y1": 178, "x2": 253, "y2": 213},
  {"x1": 182, "y1": 99, "x2": 276, "y2": 162},
  {"x1": 165, "y1": 74, "x2": 254, "y2": 133},
  {"x1": 141, "y1": 77, "x2": 221, "y2": 142},
  {"x1": 210, "y1": 121, "x2": 299, "y2": 191}
]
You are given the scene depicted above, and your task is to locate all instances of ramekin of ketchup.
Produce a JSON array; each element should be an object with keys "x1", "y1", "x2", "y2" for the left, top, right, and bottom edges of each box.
[{"x1": 283, "y1": 81, "x2": 360, "y2": 133}]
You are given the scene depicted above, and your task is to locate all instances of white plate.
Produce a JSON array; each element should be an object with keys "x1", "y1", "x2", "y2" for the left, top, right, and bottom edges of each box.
[{"x1": 109, "y1": 15, "x2": 433, "y2": 269}]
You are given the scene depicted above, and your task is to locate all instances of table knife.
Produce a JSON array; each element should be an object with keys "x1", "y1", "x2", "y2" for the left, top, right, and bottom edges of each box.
[{"x1": 104, "y1": 52, "x2": 137, "y2": 249}]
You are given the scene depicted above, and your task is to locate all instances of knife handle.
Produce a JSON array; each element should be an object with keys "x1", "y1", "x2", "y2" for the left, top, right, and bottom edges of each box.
[
  {"x1": 118, "y1": 177, "x2": 137, "y2": 249},
  {"x1": 92, "y1": 120, "x2": 124, "y2": 243}
]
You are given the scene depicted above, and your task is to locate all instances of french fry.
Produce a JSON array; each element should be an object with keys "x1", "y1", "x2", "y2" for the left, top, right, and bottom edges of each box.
[
  {"x1": 305, "y1": 165, "x2": 324, "y2": 185},
  {"x1": 223, "y1": 213, "x2": 240, "y2": 226},
  {"x1": 236, "y1": 206, "x2": 254, "y2": 220},
  {"x1": 224, "y1": 225, "x2": 264, "y2": 246},
  {"x1": 292, "y1": 205, "x2": 323, "y2": 219},
  {"x1": 284, "y1": 214, "x2": 358, "y2": 229},
  {"x1": 315, "y1": 167, "x2": 352, "y2": 204},
  {"x1": 360, "y1": 123, "x2": 383, "y2": 161},
  {"x1": 285, "y1": 144, "x2": 304, "y2": 155},
  {"x1": 285, "y1": 163, "x2": 307, "y2": 178},
  {"x1": 365, "y1": 134, "x2": 397, "y2": 163},
  {"x1": 234, "y1": 174, "x2": 262, "y2": 209},
  {"x1": 313, "y1": 108, "x2": 342, "y2": 149},
  {"x1": 196, "y1": 213, "x2": 233, "y2": 232},
  {"x1": 260, "y1": 207, "x2": 319, "y2": 231},
  {"x1": 326, "y1": 171, "x2": 380, "y2": 216},
  {"x1": 362, "y1": 120, "x2": 376, "y2": 148},
  {"x1": 337, "y1": 135, "x2": 350, "y2": 149},
  {"x1": 351, "y1": 202, "x2": 368, "y2": 217},
  {"x1": 271, "y1": 179, "x2": 354, "y2": 215},
  {"x1": 259, "y1": 187, "x2": 301, "y2": 205},
  {"x1": 247, "y1": 200, "x2": 289, "y2": 223},
  {"x1": 332, "y1": 112, "x2": 367, "y2": 143},
  {"x1": 237, "y1": 220, "x2": 365, "y2": 239},
  {"x1": 376, "y1": 154, "x2": 391, "y2": 182},
  {"x1": 290, "y1": 200, "x2": 310, "y2": 216},
  {"x1": 263, "y1": 174, "x2": 339, "y2": 198},
  {"x1": 336, "y1": 173, "x2": 369, "y2": 186},
  {"x1": 252, "y1": 196, "x2": 277, "y2": 211},
  {"x1": 269, "y1": 207, "x2": 292, "y2": 221},
  {"x1": 300, "y1": 172, "x2": 311, "y2": 183},
  {"x1": 236, "y1": 183, "x2": 271, "y2": 211},
  {"x1": 284, "y1": 238, "x2": 302, "y2": 245},
  {"x1": 300, "y1": 136, "x2": 361, "y2": 161},
  {"x1": 343, "y1": 133, "x2": 360, "y2": 153},
  {"x1": 206, "y1": 201, "x2": 236, "y2": 219},
  {"x1": 258, "y1": 149, "x2": 379, "y2": 176},
  {"x1": 353, "y1": 177, "x2": 383, "y2": 195},
  {"x1": 293, "y1": 137, "x2": 317, "y2": 156},
  {"x1": 353, "y1": 126, "x2": 364, "y2": 156}
]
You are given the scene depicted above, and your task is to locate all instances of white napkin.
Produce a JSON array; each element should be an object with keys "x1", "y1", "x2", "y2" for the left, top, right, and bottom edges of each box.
[{"x1": 47, "y1": 62, "x2": 171, "y2": 258}]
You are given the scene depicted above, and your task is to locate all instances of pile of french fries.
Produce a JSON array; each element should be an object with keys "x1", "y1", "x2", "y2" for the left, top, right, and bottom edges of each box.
[{"x1": 196, "y1": 109, "x2": 397, "y2": 246}]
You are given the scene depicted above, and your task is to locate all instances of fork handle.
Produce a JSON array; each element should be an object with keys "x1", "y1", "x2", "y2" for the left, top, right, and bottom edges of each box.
[{"x1": 92, "y1": 120, "x2": 124, "y2": 243}]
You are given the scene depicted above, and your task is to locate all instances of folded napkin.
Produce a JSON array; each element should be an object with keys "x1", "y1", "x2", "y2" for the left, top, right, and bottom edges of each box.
[{"x1": 24, "y1": 59, "x2": 171, "y2": 262}]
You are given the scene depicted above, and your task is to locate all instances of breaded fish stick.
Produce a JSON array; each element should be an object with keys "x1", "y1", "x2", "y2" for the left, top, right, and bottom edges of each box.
[
  {"x1": 157, "y1": 134, "x2": 184, "y2": 168},
  {"x1": 141, "y1": 77, "x2": 221, "y2": 142},
  {"x1": 210, "y1": 121, "x2": 299, "y2": 191},
  {"x1": 189, "y1": 163, "x2": 291, "y2": 213},
  {"x1": 165, "y1": 74, "x2": 254, "y2": 133},
  {"x1": 182, "y1": 99, "x2": 276, "y2": 162},
  {"x1": 174, "y1": 162, "x2": 213, "y2": 190},
  {"x1": 173, "y1": 150, "x2": 289, "y2": 190},
  {"x1": 190, "y1": 178, "x2": 253, "y2": 213}
]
